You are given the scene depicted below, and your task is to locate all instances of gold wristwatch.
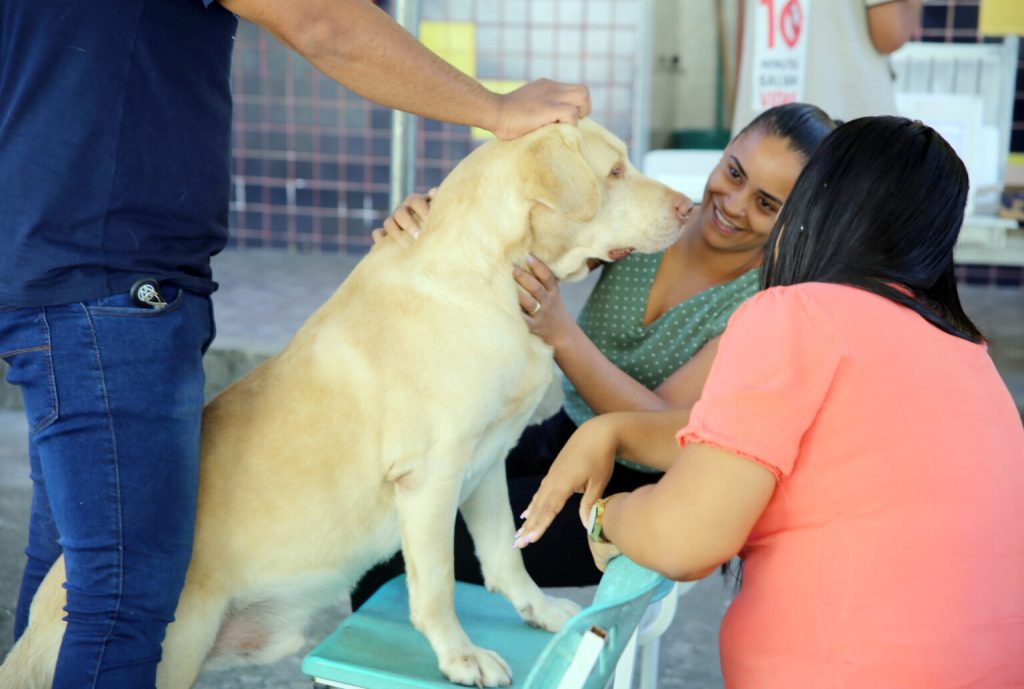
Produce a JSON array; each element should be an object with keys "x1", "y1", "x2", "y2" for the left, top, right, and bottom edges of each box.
[{"x1": 586, "y1": 497, "x2": 610, "y2": 543}]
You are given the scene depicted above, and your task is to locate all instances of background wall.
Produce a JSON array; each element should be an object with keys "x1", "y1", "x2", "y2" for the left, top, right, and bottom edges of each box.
[
  {"x1": 228, "y1": 0, "x2": 647, "y2": 254},
  {"x1": 225, "y1": 0, "x2": 1023, "y2": 255}
]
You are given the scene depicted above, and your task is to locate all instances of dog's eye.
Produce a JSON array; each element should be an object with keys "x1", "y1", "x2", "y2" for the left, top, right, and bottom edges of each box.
[{"x1": 609, "y1": 165, "x2": 624, "y2": 179}]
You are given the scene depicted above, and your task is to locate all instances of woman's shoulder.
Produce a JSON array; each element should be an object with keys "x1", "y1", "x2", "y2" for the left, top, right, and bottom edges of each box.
[
  {"x1": 734, "y1": 282, "x2": 846, "y2": 317},
  {"x1": 739, "y1": 282, "x2": 883, "y2": 316}
]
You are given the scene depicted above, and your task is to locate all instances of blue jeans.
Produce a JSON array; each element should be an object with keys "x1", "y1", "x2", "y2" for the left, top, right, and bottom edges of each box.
[{"x1": 0, "y1": 285, "x2": 214, "y2": 689}]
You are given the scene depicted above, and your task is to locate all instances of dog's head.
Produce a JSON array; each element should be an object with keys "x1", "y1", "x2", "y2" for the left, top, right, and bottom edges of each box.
[{"x1": 518, "y1": 119, "x2": 691, "y2": 281}]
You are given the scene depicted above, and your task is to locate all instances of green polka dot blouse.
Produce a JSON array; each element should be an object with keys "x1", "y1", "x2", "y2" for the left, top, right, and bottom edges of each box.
[{"x1": 562, "y1": 251, "x2": 760, "y2": 472}]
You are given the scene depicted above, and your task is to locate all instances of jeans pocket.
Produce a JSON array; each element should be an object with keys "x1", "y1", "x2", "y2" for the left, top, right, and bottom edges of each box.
[
  {"x1": 88, "y1": 284, "x2": 186, "y2": 318},
  {"x1": 1, "y1": 313, "x2": 59, "y2": 434}
]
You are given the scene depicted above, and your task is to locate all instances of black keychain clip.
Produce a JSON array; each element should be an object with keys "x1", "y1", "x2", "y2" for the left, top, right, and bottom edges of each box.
[{"x1": 129, "y1": 278, "x2": 168, "y2": 310}]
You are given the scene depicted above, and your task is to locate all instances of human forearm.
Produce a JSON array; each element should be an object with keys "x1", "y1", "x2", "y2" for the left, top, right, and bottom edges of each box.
[
  {"x1": 554, "y1": 325, "x2": 671, "y2": 414},
  {"x1": 596, "y1": 410, "x2": 691, "y2": 472},
  {"x1": 599, "y1": 443, "x2": 775, "y2": 581},
  {"x1": 599, "y1": 487, "x2": 721, "y2": 581},
  {"x1": 513, "y1": 410, "x2": 687, "y2": 544},
  {"x1": 223, "y1": 0, "x2": 504, "y2": 130}
]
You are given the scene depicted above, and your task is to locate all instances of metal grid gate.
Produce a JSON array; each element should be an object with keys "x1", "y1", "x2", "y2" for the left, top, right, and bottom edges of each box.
[{"x1": 228, "y1": 0, "x2": 650, "y2": 254}]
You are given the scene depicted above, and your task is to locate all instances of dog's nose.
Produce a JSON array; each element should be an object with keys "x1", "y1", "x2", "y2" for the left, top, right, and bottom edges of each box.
[{"x1": 672, "y1": 192, "x2": 695, "y2": 222}]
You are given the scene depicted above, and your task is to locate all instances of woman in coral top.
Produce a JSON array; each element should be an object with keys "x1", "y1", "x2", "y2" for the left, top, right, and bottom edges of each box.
[{"x1": 518, "y1": 116, "x2": 1024, "y2": 687}]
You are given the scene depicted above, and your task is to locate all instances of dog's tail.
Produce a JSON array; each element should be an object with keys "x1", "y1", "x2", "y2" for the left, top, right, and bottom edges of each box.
[{"x1": 0, "y1": 560, "x2": 65, "y2": 689}]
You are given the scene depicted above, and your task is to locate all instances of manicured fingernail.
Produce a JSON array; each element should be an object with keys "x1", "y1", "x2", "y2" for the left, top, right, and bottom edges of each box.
[
  {"x1": 411, "y1": 228, "x2": 420, "y2": 239},
  {"x1": 526, "y1": 254, "x2": 536, "y2": 264},
  {"x1": 515, "y1": 527, "x2": 523, "y2": 539},
  {"x1": 519, "y1": 510, "x2": 529, "y2": 520},
  {"x1": 512, "y1": 528, "x2": 536, "y2": 544}
]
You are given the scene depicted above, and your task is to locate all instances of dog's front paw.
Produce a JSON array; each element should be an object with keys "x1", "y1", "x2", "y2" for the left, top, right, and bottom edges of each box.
[
  {"x1": 518, "y1": 594, "x2": 580, "y2": 632},
  {"x1": 440, "y1": 646, "x2": 512, "y2": 687}
]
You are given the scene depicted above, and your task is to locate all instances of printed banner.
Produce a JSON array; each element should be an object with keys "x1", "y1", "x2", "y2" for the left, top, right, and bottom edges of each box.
[{"x1": 751, "y1": 0, "x2": 810, "y2": 111}]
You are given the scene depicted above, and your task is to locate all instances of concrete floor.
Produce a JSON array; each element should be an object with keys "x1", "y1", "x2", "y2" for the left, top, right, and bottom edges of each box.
[{"x1": 0, "y1": 249, "x2": 1021, "y2": 688}]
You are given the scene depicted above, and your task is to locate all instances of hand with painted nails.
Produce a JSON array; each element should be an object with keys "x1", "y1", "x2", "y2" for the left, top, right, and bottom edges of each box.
[
  {"x1": 513, "y1": 255, "x2": 576, "y2": 348},
  {"x1": 514, "y1": 416, "x2": 618, "y2": 549},
  {"x1": 371, "y1": 188, "x2": 438, "y2": 247}
]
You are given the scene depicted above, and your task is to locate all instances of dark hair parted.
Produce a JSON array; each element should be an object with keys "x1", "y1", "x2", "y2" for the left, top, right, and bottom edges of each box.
[
  {"x1": 739, "y1": 102, "x2": 838, "y2": 161},
  {"x1": 761, "y1": 116, "x2": 983, "y2": 342}
]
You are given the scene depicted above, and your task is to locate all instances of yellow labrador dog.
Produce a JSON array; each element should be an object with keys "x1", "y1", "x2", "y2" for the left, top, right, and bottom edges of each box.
[{"x1": 1, "y1": 119, "x2": 690, "y2": 688}]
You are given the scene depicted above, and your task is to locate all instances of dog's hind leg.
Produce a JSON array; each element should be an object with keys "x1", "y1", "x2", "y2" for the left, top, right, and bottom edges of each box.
[
  {"x1": 0, "y1": 558, "x2": 68, "y2": 689},
  {"x1": 394, "y1": 468, "x2": 513, "y2": 688},
  {"x1": 155, "y1": 582, "x2": 229, "y2": 689},
  {"x1": 459, "y1": 460, "x2": 580, "y2": 631}
]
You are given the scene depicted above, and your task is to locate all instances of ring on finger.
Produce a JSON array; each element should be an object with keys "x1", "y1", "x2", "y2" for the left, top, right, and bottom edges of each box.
[{"x1": 529, "y1": 300, "x2": 542, "y2": 316}]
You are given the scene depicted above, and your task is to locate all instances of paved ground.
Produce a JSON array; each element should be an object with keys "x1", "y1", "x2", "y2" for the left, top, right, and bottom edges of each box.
[{"x1": 0, "y1": 248, "x2": 1021, "y2": 688}]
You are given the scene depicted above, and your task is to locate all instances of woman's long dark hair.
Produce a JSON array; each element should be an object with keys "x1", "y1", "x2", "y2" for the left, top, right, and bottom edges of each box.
[{"x1": 761, "y1": 116, "x2": 983, "y2": 342}]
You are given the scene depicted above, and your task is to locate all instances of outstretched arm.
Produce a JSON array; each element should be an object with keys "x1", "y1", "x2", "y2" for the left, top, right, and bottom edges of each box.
[
  {"x1": 515, "y1": 407, "x2": 697, "y2": 549},
  {"x1": 219, "y1": 0, "x2": 591, "y2": 139},
  {"x1": 516, "y1": 415, "x2": 775, "y2": 581},
  {"x1": 594, "y1": 442, "x2": 775, "y2": 580}
]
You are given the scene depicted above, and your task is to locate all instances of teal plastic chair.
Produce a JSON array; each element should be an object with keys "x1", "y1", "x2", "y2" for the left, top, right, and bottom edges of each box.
[{"x1": 302, "y1": 556, "x2": 672, "y2": 689}]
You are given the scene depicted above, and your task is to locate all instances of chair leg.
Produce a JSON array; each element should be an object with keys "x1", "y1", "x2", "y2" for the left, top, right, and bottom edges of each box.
[
  {"x1": 628, "y1": 580, "x2": 698, "y2": 689},
  {"x1": 612, "y1": 628, "x2": 640, "y2": 688},
  {"x1": 638, "y1": 639, "x2": 660, "y2": 689}
]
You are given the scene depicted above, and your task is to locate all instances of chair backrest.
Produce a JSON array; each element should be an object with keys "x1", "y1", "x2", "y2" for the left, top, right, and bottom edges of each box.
[
  {"x1": 641, "y1": 148, "x2": 722, "y2": 200},
  {"x1": 522, "y1": 556, "x2": 673, "y2": 689}
]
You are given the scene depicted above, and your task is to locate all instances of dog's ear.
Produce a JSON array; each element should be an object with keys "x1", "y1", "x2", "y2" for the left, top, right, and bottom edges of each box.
[{"x1": 522, "y1": 124, "x2": 600, "y2": 221}]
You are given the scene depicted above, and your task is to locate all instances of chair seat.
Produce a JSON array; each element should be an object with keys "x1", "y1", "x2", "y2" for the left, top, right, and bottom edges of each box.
[{"x1": 302, "y1": 575, "x2": 556, "y2": 688}]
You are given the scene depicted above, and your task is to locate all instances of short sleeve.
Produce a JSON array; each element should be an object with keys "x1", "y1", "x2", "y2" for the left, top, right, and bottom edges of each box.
[{"x1": 677, "y1": 286, "x2": 846, "y2": 479}]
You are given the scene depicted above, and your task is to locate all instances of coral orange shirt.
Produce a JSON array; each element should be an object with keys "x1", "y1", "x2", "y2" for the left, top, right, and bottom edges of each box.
[{"x1": 678, "y1": 283, "x2": 1024, "y2": 689}]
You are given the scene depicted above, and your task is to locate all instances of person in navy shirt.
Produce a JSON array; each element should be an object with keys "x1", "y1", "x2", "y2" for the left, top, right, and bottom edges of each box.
[{"x1": 0, "y1": 1, "x2": 591, "y2": 687}]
